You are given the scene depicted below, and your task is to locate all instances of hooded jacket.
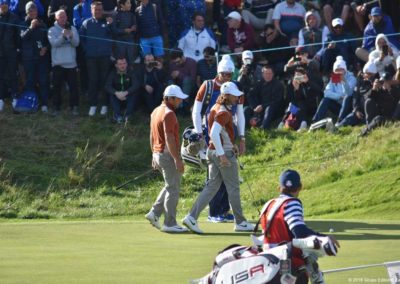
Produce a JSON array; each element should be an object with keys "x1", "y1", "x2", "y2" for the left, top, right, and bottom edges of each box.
[
  {"x1": 368, "y1": 34, "x2": 399, "y2": 76},
  {"x1": 362, "y1": 15, "x2": 400, "y2": 51}
]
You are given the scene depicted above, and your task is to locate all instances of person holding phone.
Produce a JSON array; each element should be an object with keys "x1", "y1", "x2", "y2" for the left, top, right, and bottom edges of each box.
[
  {"x1": 312, "y1": 56, "x2": 356, "y2": 125},
  {"x1": 368, "y1": 33, "x2": 399, "y2": 77}
]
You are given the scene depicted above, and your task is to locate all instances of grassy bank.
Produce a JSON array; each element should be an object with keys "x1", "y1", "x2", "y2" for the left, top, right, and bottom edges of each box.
[{"x1": 0, "y1": 111, "x2": 399, "y2": 220}]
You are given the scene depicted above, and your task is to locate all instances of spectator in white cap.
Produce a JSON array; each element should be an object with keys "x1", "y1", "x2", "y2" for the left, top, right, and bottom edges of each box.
[
  {"x1": 312, "y1": 56, "x2": 357, "y2": 124},
  {"x1": 183, "y1": 81, "x2": 254, "y2": 234},
  {"x1": 238, "y1": 50, "x2": 262, "y2": 97},
  {"x1": 368, "y1": 34, "x2": 399, "y2": 77},
  {"x1": 226, "y1": 10, "x2": 256, "y2": 53},
  {"x1": 191, "y1": 55, "x2": 246, "y2": 224},
  {"x1": 320, "y1": 18, "x2": 358, "y2": 76},
  {"x1": 355, "y1": 6, "x2": 400, "y2": 62},
  {"x1": 337, "y1": 61, "x2": 379, "y2": 128},
  {"x1": 145, "y1": 84, "x2": 189, "y2": 233}
]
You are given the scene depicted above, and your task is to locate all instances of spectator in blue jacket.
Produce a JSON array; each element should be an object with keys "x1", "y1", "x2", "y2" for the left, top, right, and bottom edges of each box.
[
  {"x1": 80, "y1": 1, "x2": 114, "y2": 117},
  {"x1": 72, "y1": 0, "x2": 91, "y2": 29},
  {"x1": 355, "y1": 7, "x2": 400, "y2": 62},
  {"x1": 135, "y1": 0, "x2": 164, "y2": 58},
  {"x1": 312, "y1": 56, "x2": 357, "y2": 124},
  {"x1": 20, "y1": 1, "x2": 50, "y2": 112}
]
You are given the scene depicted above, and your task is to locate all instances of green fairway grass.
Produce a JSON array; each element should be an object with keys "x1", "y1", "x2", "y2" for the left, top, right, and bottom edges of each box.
[{"x1": 1, "y1": 219, "x2": 399, "y2": 284}]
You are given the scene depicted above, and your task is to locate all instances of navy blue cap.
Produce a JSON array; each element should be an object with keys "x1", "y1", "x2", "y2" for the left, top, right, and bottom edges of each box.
[
  {"x1": 279, "y1": 169, "x2": 301, "y2": 190},
  {"x1": 370, "y1": 7, "x2": 382, "y2": 16}
]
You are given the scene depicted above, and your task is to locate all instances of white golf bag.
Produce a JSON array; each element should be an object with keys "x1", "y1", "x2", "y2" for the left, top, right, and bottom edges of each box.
[{"x1": 192, "y1": 236, "x2": 338, "y2": 284}]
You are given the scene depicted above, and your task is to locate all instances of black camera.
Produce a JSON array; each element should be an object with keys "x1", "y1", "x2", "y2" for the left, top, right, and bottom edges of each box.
[
  {"x1": 293, "y1": 56, "x2": 301, "y2": 62},
  {"x1": 195, "y1": 50, "x2": 200, "y2": 57},
  {"x1": 64, "y1": 22, "x2": 71, "y2": 30},
  {"x1": 148, "y1": 61, "x2": 158, "y2": 68},
  {"x1": 382, "y1": 45, "x2": 389, "y2": 56}
]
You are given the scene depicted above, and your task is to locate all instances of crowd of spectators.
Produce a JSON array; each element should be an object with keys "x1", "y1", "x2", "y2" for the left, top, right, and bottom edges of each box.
[{"x1": 0, "y1": 0, "x2": 399, "y2": 134}]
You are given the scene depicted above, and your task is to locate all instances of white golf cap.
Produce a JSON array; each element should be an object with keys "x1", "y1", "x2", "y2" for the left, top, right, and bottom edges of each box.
[
  {"x1": 226, "y1": 11, "x2": 241, "y2": 21},
  {"x1": 163, "y1": 85, "x2": 188, "y2": 99},
  {"x1": 242, "y1": 50, "x2": 253, "y2": 60},
  {"x1": 332, "y1": 18, "x2": 343, "y2": 27},
  {"x1": 363, "y1": 61, "x2": 377, "y2": 74},
  {"x1": 220, "y1": 82, "x2": 243, "y2": 97}
]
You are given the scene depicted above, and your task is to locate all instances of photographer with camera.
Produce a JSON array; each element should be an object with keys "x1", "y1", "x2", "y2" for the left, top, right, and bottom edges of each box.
[
  {"x1": 238, "y1": 50, "x2": 261, "y2": 100},
  {"x1": 336, "y1": 61, "x2": 379, "y2": 128},
  {"x1": 48, "y1": 9, "x2": 80, "y2": 116},
  {"x1": 135, "y1": 53, "x2": 167, "y2": 113},
  {"x1": 368, "y1": 33, "x2": 399, "y2": 77},
  {"x1": 360, "y1": 72, "x2": 400, "y2": 136},
  {"x1": 281, "y1": 67, "x2": 322, "y2": 131}
]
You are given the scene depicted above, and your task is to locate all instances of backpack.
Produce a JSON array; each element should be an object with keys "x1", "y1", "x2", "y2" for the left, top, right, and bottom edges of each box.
[
  {"x1": 283, "y1": 103, "x2": 300, "y2": 130},
  {"x1": 14, "y1": 91, "x2": 39, "y2": 113}
]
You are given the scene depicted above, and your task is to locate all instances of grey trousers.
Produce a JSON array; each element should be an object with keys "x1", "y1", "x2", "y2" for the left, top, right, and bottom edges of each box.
[
  {"x1": 151, "y1": 152, "x2": 182, "y2": 227},
  {"x1": 189, "y1": 149, "x2": 246, "y2": 224}
]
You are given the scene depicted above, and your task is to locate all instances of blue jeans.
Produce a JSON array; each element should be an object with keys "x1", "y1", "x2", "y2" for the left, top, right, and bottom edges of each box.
[
  {"x1": 337, "y1": 112, "x2": 364, "y2": 127},
  {"x1": 23, "y1": 57, "x2": 49, "y2": 106},
  {"x1": 313, "y1": 96, "x2": 352, "y2": 122},
  {"x1": 110, "y1": 93, "x2": 136, "y2": 118},
  {"x1": 140, "y1": 36, "x2": 164, "y2": 57}
]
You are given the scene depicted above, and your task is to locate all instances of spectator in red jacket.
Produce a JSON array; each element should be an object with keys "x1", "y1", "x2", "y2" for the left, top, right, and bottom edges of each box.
[{"x1": 226, "y1": 11, "x2": 256, "y2": 53}]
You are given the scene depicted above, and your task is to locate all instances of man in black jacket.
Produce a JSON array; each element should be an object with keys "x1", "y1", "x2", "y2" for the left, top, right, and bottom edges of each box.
[
  {"x1": 135, "y1": 53, "x2": 168, "y2": 113},
  {"x1": 0, "y1": 0, "x2": 19, "y2": 112},
  {"x1": 105, "y1": 57, "x2": 140, "y2": 123},
  {"x1": 244, "y1": 65, "x2": 285, "y2": 129},
  {"x1": 20, "y1": 1, "x2": 50, "y2": 112}
]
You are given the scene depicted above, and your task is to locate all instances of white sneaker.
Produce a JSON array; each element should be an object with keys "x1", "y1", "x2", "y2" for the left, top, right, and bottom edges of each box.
[
  {"x1": 297, "y1": 121, "x2": 308, "y2": 132},
  {"x1": 41, "y1": 105, "x2": 48, "y2": 113},
  {"x1": 88, "y1": 106, "x2": 97, "y2": 116},
  {"x1": 100, "y1": 105, "x2": 108, "y2": 116},
  {"x1": 0, "y1": 99, "x2": 4, "y2": 112},
  {"x1": 182, "y1": 215, "x2": 203, "y2": 234},
  {"x1": 277, "y1": 121, "x2": 284, "y2": 129},
  {"x1": 162, "y1": 225, "x2": 189, "y2": 233},
  {"x1": 145, "y1": 211, "x2": 161, "y2": 230},
  {"x1": 325, "y1": 118, "x2": 336, "y2": 133},
  {"x1": 234, "y1": 221, "x2": 255, "y2": 232}
]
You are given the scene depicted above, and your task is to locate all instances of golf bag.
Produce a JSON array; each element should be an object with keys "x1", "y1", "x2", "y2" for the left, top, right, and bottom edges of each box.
[
  {"x1": 181, "y1": 126, "x2": 207, "y2": 169},
  {"x1": 193, "y1": 236, "x2": 338, "y2": 284}
]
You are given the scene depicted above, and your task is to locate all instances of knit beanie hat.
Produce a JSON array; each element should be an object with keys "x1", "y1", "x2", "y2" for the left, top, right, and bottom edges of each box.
[{"x1": 333, "y1": 56, "x2": 347, "y2": 71}]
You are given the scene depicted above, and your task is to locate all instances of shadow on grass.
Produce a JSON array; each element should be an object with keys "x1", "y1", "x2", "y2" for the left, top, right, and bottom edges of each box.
[{"x1": 307, "y1": 220, "x2": 400, "y2": 240}]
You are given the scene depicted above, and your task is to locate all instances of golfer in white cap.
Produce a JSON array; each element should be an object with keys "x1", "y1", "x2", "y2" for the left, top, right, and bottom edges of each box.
[
  {"x1": 183, "y1": 82, "x2": 254, "y2": 234},
  {"x1": 145, "y1": 85, "x2": 189, "y2": 233}
]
